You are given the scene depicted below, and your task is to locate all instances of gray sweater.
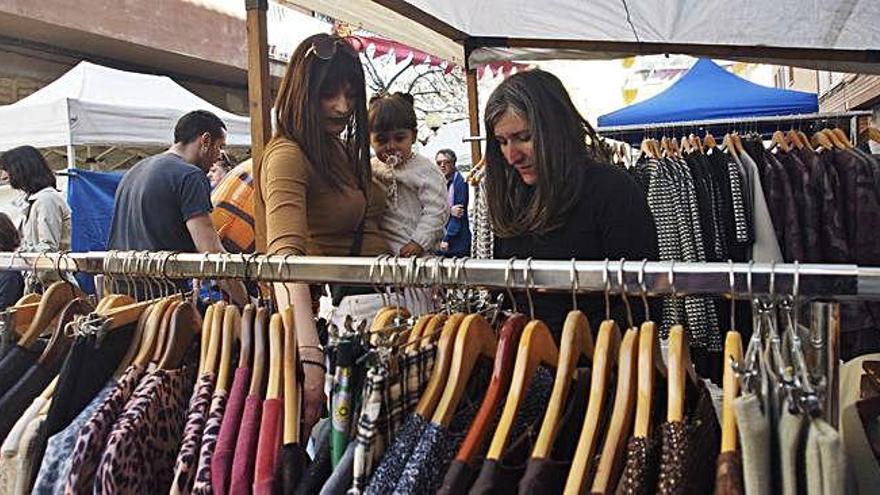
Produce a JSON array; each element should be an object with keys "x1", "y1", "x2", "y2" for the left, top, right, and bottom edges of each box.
[{"x1": 371, "y1": 153, "x2": 449, "y2": 253}]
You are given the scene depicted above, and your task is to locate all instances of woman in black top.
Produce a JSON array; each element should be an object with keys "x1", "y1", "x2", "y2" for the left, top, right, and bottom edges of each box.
[{"x1": 484, "y1": 69, "x2": 658, "y2": 338}]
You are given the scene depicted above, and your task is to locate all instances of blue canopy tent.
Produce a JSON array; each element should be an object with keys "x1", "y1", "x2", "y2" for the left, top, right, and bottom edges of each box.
[{"x1": 597, "y1": 59, "x2": 819, "y2": 143}]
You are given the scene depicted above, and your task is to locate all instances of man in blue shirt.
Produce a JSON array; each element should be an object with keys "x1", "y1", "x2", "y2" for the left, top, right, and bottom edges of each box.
[{"x1": 436, "y1": 149, "x2": 471, "y2": 257}]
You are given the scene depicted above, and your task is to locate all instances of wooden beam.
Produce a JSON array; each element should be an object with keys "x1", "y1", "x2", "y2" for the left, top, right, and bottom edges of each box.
[
  {"x1": 466, "y1": 68, "x2": 482, "y2": 165},
  {"x1": 245, "y1": 0, "x2": 272, "y2": 161}
]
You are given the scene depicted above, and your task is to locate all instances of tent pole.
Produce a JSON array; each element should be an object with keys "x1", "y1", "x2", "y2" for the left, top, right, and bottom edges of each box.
[
  {"x1": 66, "y1": 144, "x2": 75, "y2": 170},
  {"x1": 466, "y1": 68, "x2": 482, "y2": 165},
  {"x1": 245, "y1": 0, "x2": 272, "y2": 163}
]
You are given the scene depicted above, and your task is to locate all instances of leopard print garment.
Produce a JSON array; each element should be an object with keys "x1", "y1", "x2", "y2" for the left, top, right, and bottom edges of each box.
[
  {"x1": 170, "y1": 373, "x2": 216, "y2": 495},
  {"x1": 63, "y1": 365, "x2": 145, "y2": 495},
  {"x1": 191, "y1": 390, "x2": 229, "y2": 494},
  {"x1": 94, "y1": 364, "x2": 196, "y2": 494}
]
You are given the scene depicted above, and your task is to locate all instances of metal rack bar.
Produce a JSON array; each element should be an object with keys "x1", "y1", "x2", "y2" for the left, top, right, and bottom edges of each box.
[
  {"x1": 596, "y1": 110, "x2": 872, "y2": 136},
  {"x1": 1, "y1": 251, "x2": 877, "y2": 299}
]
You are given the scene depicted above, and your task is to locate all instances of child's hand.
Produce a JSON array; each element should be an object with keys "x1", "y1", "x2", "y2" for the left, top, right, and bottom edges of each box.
[{"x1": 399, "y1": 241, "x2": 424, "y2": 257}]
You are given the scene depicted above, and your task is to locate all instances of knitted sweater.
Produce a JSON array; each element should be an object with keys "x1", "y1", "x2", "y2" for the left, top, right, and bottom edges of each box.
[{"x1": 371, "y1": 153, "x2": 449, "y2": 253}]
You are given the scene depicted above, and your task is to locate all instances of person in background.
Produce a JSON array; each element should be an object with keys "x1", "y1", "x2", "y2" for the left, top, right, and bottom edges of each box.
[
  {"x1": 369, "y1": 92, "x2": 448, "y2": 257},
  {"x1": 436, "y1": 149, "x2": 471, "y2": 257},
  {"x1": 0, "y1": 145, "x2": 72, "y2": 291},
  {"x1": 0, "y1": 212, "x2": 24, "y2": 310},
  {"x1": 207, "y1": 150, "x2": 234, "y2": 189},
  {"x1": 107, "y1": 110, "x2": 246, "y2": 305}
]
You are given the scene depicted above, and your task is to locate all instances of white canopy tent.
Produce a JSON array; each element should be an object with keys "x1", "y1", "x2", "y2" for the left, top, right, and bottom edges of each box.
[
  {"x1": 282, "y1": 0, "x2": 880, "y2": 163},
  {"x1": 0, "y1": 61, "x2": 252, "y2": 163},
  {"x1": 285, "y1": 1, "x2": 880, "y2": 73}
]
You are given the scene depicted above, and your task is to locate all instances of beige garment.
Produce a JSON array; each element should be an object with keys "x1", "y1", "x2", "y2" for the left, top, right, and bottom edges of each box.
[
  {"x1": 806, "y1": 418, "x2": 846, "y2": 495},
  {"x1": 840, "y1": 354, "x2": 880, "y2": 494},
  {"x1": 12, "y1": 413, "x2": 46, "y2": 495},
  {"x1": 733, "y1": 393, "x2": 772, "y2": 495},
  {"x1": 0, "y1": 396, "x2": 46, "y2": 454},
  {"x1": 778, "y1": 399, "x2": 807, "y2": 495}
]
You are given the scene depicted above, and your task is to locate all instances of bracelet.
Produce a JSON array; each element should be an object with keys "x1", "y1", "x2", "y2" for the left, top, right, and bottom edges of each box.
[{"x1": 301, "y1": 359, "x2": 327, "y2": 373}]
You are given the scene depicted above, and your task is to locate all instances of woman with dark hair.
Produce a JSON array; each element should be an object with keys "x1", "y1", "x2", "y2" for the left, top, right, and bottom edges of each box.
[
  {"x1": 0, "y1": 145, "x2": 71, "y2": 290},
  {"x1": 254, "y1": 33, "x2": 390, "y2": 437},
  {"x1": 484, "y1": 69, "x2": 658, "y2": 338},
  {"x1": 0, "y1": 212, "x2": 23, "y2": 311}
]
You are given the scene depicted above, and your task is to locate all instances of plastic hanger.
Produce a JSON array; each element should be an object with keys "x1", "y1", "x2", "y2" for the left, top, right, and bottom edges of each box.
[
  {"x1": 456, "y1": 313, "x2": 528, "y2": 464},
  {"x1": 158, "y1": 300, "x2": 198, "y2": 370},
  {"x1": 486, "y1": 319, "x2": 558, "y2": 460},
  {"x1": 281, "y1": 306, "x2": 300, "y2": 444},
  {"x1": 239, "y1": 304, "x2": 254, "y2": 369},
  {"x1": 18, "y1": 281, "x2": 84, "y2": 348},
  {"x1": 533, "y1": 260, "x2": 594, "y2": 459},
  {"x1": 266, "y1": 312, "x2": 284, "y2": 400},
  {"x1": 565, "y1": 261, "x2": 622, "y2": 494},
  {"x1": 250, "y1": 307, "x2": 269, "y2": 396},
  {"x1": 414, "y1": 312, "x2": 464, "y2": 418},
  {"x1": 592, "y1": 262, "x2": 640, "y2": 493},
  {"x1": 214, "y1": 304, "x2": 239, "y2": 391},
  {"x1": 431, "y1": 313, "x2": 497, "y2": 427}
]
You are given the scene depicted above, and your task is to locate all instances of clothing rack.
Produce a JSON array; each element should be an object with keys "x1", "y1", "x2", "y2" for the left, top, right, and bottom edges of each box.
[
  {"x1": 2, "y1": 251, "x2": 879, "y2": 299},
  {"x1": 596, "y1": 110, "x2": 872, "y2": 145}
]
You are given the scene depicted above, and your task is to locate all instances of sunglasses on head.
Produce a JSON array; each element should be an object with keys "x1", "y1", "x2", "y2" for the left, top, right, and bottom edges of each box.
[{"x1": 306, "y1": 36, "x2": 359, "y2": 61}]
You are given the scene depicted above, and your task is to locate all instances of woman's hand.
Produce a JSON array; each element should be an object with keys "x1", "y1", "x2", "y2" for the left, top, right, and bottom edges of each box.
[
  {"x1": 451, "y1": 204, "x2": 465, "y2": 218},
  {"x1": 300, "y1": 350, "x2": 327, "y2": 442},
  {"x1": 399, "y1": 241, "x2": 425, "y2": 257}
]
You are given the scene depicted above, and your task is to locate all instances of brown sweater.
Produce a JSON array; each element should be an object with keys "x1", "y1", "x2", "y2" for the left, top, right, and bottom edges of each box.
[{"x1": 254, "y1": 136, "x2": 389, "y2": 256}]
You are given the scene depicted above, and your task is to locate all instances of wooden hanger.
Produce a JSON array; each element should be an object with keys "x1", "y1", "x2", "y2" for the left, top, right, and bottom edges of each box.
[
  {"x1": 152, "y1": 300, "x2": 180, "y2": 363},
  {"x1": 797, "y1": 130, "x2": 811, "y2": 150},
  {"x1": 787, "y1": 129, "x2": 805, "y2": 150},
  {"x1": 414, "y1": 312, "x2": 464, "y2": 418},
  {"x1": 431, "y1": 313, "x2": 497, "y2": 427},
  {"x1": 15, "y1": 293, "x2": 40, "y2": 306},
  {"x1": 202, "y1": 301, "x2": 227, "y2": 376},
  {"x1": 860, "y1": 126, "x2": 880, "y2": 145},
  {"x1": 97, "y1": 295, "x2": 137, "y2": 315},
  {"x1": 564, "y1": 319, "x2": 621, "y2": 494},
  {"x1": 114, "y1": 304, "x2": 154, "y2": 377},
  {"x1": 239, "y1": 304, "x2": 254, "y2": 369},
  {"x1": 37, "y1": 298, "x2": 93, "y2": 367},
  {"x1": 731, "y1": 132, "x2": 746, "y2": 156},
  {"x1": 266, "y1": 312, "x2": 284, "y2": 400},
  {"x1": 640, "y1": 139, "x2": 655, "y2": 159},
  {"x1": 18, "y1": 281, "x2": 84, "y2": 348},
  {"x1": 487, "y1": 320, "x2": 559, "y2": 460},
  {"x1": 281, "y1": 306, "x2": 300, "y2": 444},
  {"x1": 771, "y1": 130, "x2": 791, "y2": 153},
  {"x1": 369, "y1": 307, "x2": 411, "y2": 346},
  {"x1": 721, "y1": 331, "x2": 744, "y2": 453},
  {"x1": 591, "y1": 328, "x2": 639, "y2": 494},
  {"x1": 668, "y1": 324, "x2": 698, "y2": 423},
  {"x1": 403, "y1": 314, "x2": 432, "y2": 351},
  {"x1": 250, "y1": 307, "x2": 269, "y2": 396},
  {"x1": 823, "y1": 128, "x2": 847, "y2": 150},
  {"x1": 456, "y1": 313, "x2": 528, "y2": 463},
  {"x1": 690, "y1": 133, "x2": 704, "y2": 154},
  {"x1": 633, "y1": 319, "x2": 667, "y2": 439},
  {"x1": 679, "y1": 136, "x2": 690, "y2": 155},
  {"x1": 132, "y1": 298, "x2": 173, "y2": 367},
  {"x1": 532, "y1": 310, "x2": 593, "y2": 458},
  {"x1": 704, "y1": 132, "x2": 717, "y2": 149},
  {"x1": 214, "y1": 304, "x2": 240, "y2": 391},
  {"x1": 812, "y1": 130, "x2": 835, "y2": 151},
  {"x1": 198, "y1": 304, "x2": 215, "y2": 376},
  {"x1": 831, "y1": 127, "x2": 854, "y2": 149},
  {"x1": 419, "y1": 312, "x2": 448, "y2": 350},
  {"x1": 158, "y1": 301, "x2": 198, "y2": 370}
]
